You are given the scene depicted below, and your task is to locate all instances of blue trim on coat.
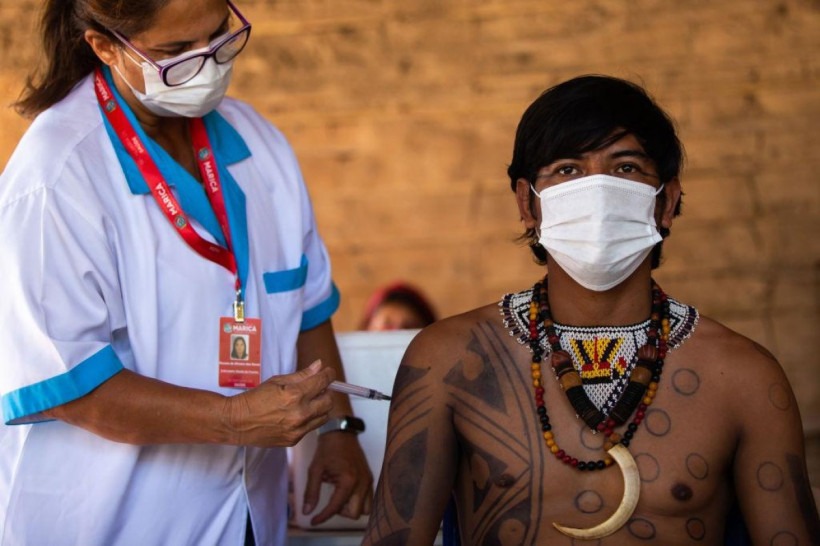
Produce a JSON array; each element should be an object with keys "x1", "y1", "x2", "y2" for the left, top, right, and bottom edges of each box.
[
  {"x1": 201, "y1": 113, "x2": 250, "y2": 292},
  {"x1": 263, "y1": 254, "x2": 309, "y2": 294},
  {"x1": 98, "y1": 66, "x2": 251, "y2": 291},
  {"x1": 2, "y1": 345, "x2": 124, "y2": 425},
  {"x1": 300, "y1": 283, "x2": 341, "y2": 331}
]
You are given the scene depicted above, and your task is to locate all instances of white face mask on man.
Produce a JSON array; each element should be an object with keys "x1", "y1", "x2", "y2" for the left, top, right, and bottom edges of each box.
[
  {"x1": 115, "y1": 45, "x2": 233, "y2": 118},
  {"x1": 531, "y1": 174, "x2": 665, "y2": 292}
]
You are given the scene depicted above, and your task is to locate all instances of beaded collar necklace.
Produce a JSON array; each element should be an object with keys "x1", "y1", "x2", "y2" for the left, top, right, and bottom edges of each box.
[{"x1": 529, "y1": 276, "x2": 670, "y2": 471}]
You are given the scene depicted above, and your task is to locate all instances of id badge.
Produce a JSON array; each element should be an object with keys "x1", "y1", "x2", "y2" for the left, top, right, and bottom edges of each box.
[{"x1": 218, "y1": 317, "x2": 262, "y2": 388}]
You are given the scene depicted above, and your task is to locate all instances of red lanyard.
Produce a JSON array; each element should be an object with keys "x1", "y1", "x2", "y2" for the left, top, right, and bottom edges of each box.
[{"x1": 93, "y1": 68, "x2": 243, "y2": 304}]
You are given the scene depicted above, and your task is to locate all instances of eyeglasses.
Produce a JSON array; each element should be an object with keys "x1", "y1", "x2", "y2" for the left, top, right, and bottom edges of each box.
[{"x1": 110, "y1": 0, "x2": 251, "y2": 87}]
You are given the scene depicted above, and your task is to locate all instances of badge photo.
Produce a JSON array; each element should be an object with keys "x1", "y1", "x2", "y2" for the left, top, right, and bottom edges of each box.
[{"x1": 218, "y1": 317, "x2": 262, "y2": 388}]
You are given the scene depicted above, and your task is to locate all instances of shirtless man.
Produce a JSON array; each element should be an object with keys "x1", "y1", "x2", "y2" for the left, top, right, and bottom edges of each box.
[{"x1": 363, "y1": 75, "x2": 820, "y2": 545}]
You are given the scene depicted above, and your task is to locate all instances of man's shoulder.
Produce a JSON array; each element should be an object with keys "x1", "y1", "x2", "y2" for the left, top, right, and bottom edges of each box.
[
  {"x1": 679, "y1": 314, "x2": 783, "y2": 381},
  {"x1": 401, "y1": 303, "x2": 516, "y2": 369},
  {"x1": 684, "y1": 317, "x2": 805, "y2": 456},
  {"x1": 418, "y1": 303, "x2": 504, "y2": 341},
  {"x1": 689, "y1": 315, "x2": 776, "y2": 356}
]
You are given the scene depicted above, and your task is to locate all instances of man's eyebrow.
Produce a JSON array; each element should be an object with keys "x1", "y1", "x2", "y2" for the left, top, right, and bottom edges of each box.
[
  {"x1": 542, "y1": 154, "x2": 582, "y2": 166},
  {"x1": 610, "y1": 149, "x2": 652, "y2": 160}
]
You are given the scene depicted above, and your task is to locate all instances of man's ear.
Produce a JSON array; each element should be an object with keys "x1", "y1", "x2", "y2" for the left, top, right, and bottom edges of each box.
[
  {"x1": 658, "y1": 177, "x2": 682, "y2": 229},
  {"x1": 84, "y1": 29, "x2": 119, "y2": 66},
  {"x1": 515, "y1": 178, "x2": 539, "y2": 229}
]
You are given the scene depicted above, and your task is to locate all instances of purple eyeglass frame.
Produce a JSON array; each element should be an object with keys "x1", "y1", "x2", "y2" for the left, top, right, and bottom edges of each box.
[{"x1": 109, "y1": 0, "x2": 251, "y2": 87}]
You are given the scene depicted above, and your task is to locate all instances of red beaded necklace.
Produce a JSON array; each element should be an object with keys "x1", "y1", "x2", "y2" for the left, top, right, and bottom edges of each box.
[{"x1": 529, "y1": 276, "x2": 670, "y2": 470}]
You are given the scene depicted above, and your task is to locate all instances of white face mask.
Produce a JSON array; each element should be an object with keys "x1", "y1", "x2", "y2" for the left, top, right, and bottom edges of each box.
[
  {"x1": 115, "y1": 46, "x2": 233, "y2": 118},
  {"x1": 531, "y1": 174, "x2": 665, "y2": 291}
]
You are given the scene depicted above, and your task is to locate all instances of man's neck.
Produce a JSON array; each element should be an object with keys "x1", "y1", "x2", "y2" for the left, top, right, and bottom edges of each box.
[{"x1": 545, "y1": 261, "x2": 655, "y2": 327}]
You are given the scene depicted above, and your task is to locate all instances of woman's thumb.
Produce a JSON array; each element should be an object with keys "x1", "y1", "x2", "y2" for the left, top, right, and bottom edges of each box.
[{"x1": 273, "y1": 359, "x2": 323, "y2": 385}]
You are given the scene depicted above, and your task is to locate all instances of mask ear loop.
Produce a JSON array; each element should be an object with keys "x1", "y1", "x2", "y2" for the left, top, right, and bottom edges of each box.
[
  {"x1": 111, "y1": 63, "x2": 140, "y2": 94},
  {"x1": 654, "y1": 183, "x2": 666, "y2": 196},
  {"x1": 120, "y1": 47, "x2": 144, "y2": 68},
  {"x1": 110, "y1": 41, "x2": 152, "y2": 94},
  {"x1": 527, "y1": 183, "x2": 544, "y2": 245}
]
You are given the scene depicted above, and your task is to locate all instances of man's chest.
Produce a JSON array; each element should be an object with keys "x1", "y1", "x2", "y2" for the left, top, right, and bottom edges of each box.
[
  {"x1": 452, "y1": 396, "x2": 735, "y2": 545},
  {"x1": 450, "y1": 339, "x2": 737, "y2": 536}
]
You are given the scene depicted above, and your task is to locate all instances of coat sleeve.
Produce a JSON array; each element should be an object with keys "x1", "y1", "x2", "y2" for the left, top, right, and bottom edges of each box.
[{"x1": 0, "y1": 185, "x2": 125, "y2": 424}]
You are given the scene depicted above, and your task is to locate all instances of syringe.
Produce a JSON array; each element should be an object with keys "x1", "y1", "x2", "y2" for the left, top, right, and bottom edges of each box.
[{"x1": 329, "y1": 380, "x2": 392, "y2": 401}]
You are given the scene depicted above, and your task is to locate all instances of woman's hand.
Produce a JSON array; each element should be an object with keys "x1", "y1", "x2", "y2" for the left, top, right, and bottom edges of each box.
[
  {"x1": 222, "y1": 360, "x2": 336, "y2": 447},
  {"x1": 303, "y1": 430, "x2": 374, "y2": 524}
]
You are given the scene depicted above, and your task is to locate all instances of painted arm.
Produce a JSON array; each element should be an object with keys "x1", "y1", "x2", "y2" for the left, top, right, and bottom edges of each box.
[
  {"x1": 363, "y1": 326, "x2": 459, "y2": 546},
  {"x1": 731, "y1": 341, "x2": 820, "y2": 544}
]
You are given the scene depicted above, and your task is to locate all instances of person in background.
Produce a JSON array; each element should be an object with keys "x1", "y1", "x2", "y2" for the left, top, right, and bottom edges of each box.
[
  {"x1": 360, "y1": 281, "x2": 438, "y2": 331},
  {"x1": 363, "y1": 75, "x2": 819, "y2": 545},
  {"x1": 0, "y1": 1, "x2": 371, "y2": 544}
]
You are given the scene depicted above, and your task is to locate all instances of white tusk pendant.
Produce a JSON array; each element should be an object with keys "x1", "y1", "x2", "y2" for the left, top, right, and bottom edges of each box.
[{"x1": 553, "y1": 444, "x2": 641, "y2": 539}]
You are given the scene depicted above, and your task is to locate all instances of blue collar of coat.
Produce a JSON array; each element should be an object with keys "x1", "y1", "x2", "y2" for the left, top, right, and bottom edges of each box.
[{"x1": 98, "y1": 65, "x2": 251, "y2": 291}]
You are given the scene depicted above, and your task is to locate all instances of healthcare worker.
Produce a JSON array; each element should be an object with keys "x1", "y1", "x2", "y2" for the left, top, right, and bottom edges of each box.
[{"x1": 0, "y1": 0, "x2": 372, "y2": 544}]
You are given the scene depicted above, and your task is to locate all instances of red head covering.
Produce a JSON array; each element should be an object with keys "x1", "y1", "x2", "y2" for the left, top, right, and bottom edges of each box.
[{"x1": 359, "y1": 281, "x2": 438, "y2": 330}]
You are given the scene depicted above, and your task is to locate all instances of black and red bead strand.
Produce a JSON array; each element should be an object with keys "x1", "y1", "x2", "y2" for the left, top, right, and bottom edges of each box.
[
  {"x1": 600, "y1": 286, "x2": 670, "y2": 452},
  {"x1": 528, "y1": 277, "x2": 671, "y2": 471}
]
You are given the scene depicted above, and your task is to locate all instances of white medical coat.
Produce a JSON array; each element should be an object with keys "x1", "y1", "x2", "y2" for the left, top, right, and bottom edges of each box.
[{"x1": 0, "y1": 69, "x2": 340, "y2": 545}]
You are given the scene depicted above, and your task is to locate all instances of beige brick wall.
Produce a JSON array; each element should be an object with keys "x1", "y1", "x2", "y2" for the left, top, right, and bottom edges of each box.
[{"x1": 1, "y1": 0, "x2": 818, "y2": 473}]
